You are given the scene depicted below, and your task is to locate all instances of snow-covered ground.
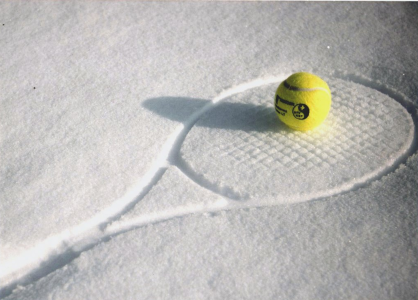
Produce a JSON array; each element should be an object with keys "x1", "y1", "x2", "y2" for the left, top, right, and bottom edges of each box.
[{"x1": 1, "y1": 2, "x2": 417, "y2": 299}]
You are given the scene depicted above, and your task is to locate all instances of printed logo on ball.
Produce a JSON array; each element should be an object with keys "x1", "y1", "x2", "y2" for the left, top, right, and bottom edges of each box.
[{"x1": 292, "y1": 104, "x2": 310, "y2": 120}]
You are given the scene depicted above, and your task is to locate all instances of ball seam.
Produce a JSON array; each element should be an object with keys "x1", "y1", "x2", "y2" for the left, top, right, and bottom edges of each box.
[{"x1": 284, "y1": 80, "x2": 330, "y2": 96}]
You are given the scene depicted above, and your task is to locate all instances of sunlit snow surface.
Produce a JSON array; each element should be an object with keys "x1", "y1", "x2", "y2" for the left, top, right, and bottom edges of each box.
[{"x1": 1, "y1": 2, "x2": 418, "y2": 299}]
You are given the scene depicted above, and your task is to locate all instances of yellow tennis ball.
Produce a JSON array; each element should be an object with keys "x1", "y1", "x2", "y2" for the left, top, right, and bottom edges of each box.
[{"x1": 274, "y1": 72, "x2": 331, "y2": 131}]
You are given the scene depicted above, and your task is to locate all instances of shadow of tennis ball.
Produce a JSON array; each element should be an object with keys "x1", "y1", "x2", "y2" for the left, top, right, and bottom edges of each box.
[{"x1": 143, "y1": 96, "x2": 291, "y2": 133}]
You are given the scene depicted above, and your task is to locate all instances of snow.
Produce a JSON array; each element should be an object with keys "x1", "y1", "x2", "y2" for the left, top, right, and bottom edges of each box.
[{"x1": 1, "y1": 2, "x2": 417, "y2": 299}]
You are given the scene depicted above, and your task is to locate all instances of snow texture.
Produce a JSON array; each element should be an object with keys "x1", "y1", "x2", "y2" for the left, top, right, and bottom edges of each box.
[{"x1": 1, "y1": 2, "x2": 418, "y2": 299}]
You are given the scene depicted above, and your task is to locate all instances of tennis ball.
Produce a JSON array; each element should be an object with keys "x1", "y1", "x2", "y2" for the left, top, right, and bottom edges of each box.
[{"x1": 274, "y1": 72, "x2": 331, "y2": 131}]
